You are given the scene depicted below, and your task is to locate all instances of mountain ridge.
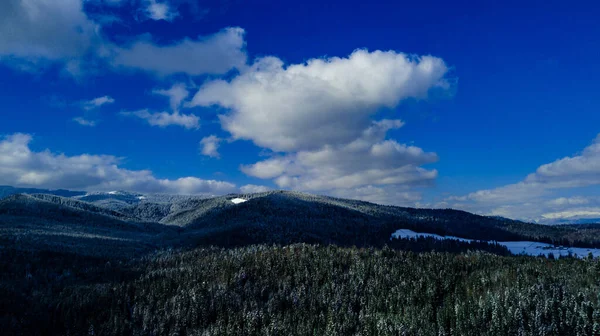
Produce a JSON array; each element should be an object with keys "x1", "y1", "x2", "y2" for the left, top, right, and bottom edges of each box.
[{"x1": 2, "y1": 187, "x2": 600, "y2": 257}]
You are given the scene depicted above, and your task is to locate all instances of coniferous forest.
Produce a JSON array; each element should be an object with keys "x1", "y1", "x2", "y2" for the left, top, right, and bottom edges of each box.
[
  {"x1": 3, "y1": 243, "x2": 600, "y2": 336},
  {"x1": 2, "y1": 189, "x2": 600, "y2": 335}
]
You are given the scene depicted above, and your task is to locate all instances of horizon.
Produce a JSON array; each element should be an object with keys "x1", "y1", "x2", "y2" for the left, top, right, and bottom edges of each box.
[
  {"x1": 0, "y1": 185, "x2": 565, "y2": 225},
  {"x1": 1, "y1": 0, "x2": 599, "y2": 224}
]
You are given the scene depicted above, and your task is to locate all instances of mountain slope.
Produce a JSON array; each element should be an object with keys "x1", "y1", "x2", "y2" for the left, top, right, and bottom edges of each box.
[
  {"x1": 138, "y1": 190, "x2": 600, "y2": 248},
  {"x1": 26, "y1": 194, "x2": 134, "y2": 221},
  {"x1": 73, "y1": 191, "x2": 209, "y2": 213},
  {"x1": 3, "y1": 188, "x2": 600, "y2": 255},
  {"x1": 137, "y1": 191, "x2": 529, "y2": 247},
  {"x1": 0, "y1": 194, "x2": 175, "y2": 257},
  {"x1": 0, "y1": 185, "x2": 86, "y2": 198}
]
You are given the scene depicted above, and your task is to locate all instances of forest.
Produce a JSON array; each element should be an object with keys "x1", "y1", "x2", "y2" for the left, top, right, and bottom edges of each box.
[
  {"x1": 3, "y1": 189, "x2": 600, "y2": 335},
  {"x1": 2, "y1": 239, "x2": 600, "y2": 336}
]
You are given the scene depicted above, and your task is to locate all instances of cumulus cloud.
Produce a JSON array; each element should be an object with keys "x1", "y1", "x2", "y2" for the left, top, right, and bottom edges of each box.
[
  {"x1": 153, "y1": 83, "x2": 188, "y2": 112},
  {"x1": 240, "y1": 133, "x2": 439, "y2": 192},
  {"x1": 122, "y1": 83, "x2": 199, "y2": 129},
  {"x1": 0, "y1": 0, "x2": 98, "y2": 62},
  {"x1": 240, "y1": 184, "x2": 271, "y2": 193},
  {"x1": 82, "y1": 96, "x2": 115, "y2": 110},
  {"x1": 121, "y1": 109, "x2": 199, "y2": 129},
  {"x1": 190, "y1": 50, "x2": 449, "y2": 204},
  {"x1": 73, "y1": 117, "x2": 97, "y2": 127},
  {"x1": 0, "y1": 133, "x2": 237, "y2": 194},
  {"x1": 200, "y1": 135, "x2": 222, "y2": 158},
  {"x1": 145, "y1": 0, "x2": 179, "y2": 21},
  {"x1": 546, "y1": 197, "x2": 590, "y2": 207},
  {"x1": 0, "y1": 1, "x2": 247, "y2": 77},
  {"x1": 191, "y1": 49, "x2": 448, "y2": 151},
  {"x1": 523, "y1": 135, "x2": 600, "y2": 188},
  {"x1": 541, "y1": 208, "x2": 600, "y2": 221},
  {"x1": 446, "y1": 134, "x2": 600, "y2": 222},
  {"x1": 330, "y1": 185, "x2": 423, "y2": 206},
  {"x1": 112, "y1": 27, "x2": 247, "y2": 76}
]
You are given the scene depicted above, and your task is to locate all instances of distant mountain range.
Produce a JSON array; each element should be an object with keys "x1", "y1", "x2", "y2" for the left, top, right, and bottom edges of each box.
[
  {"x1": 0, "y1": 185, "x2": 87, "y2": 198},
  {"x1": 550, "y1": 217, "x2": 600, "y2": 225},
  {"x1": 2, "y1": 186, "x2": 600, "y2": 257}
]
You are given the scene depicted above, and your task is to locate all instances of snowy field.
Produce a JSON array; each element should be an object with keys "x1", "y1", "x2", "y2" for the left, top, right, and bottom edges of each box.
[
  {"x1": 391, "y1": 229, "x2": 600, "y2": 258},
  {"x1": 230, "y1": 198, "x2": 248, "y2": 204}
]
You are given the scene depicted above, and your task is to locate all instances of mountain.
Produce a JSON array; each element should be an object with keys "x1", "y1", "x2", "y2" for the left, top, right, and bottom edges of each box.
[
  {"x1": 0, "y1": 185, "x2": 86, "y2": 198},
  {"x1": 26, "y1": 193, "x2": 134, "y2": 220},
  {"x1": 72, "y1": 190, "x2": 146, "y2": 211},
  {"x1": 115, "y1": 190, "x2": 600, "y2": 248},
  {"x1": 73, "y1": 191, "x2": 209, "y2": 211},
  {"x1": 3, "y1": 189, "x2": 600, "y2": 335},
  {"x1": 549, "y1": 218, "x2": 600, "y2": 225},
  {"x1": 0, "y1": 194, "x2": 175, "y2": 257},
  {"x1": 3, "y1": 188, "x2": 600, "y2": 257}
]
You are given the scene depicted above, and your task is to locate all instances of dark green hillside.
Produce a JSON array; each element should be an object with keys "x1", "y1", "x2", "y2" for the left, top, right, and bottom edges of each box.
[
  {"x1": 4, "y1": 190, "x2": 600, "y2": 254},
  {"x1": 3, "y1": 244, "x2": 600, "y2": 336},
  {"x1": 127, "y1": 191, "x2": 576, "y2": 248},
  {"x1": 2, "y1": 189, "x2": 600, "y2": 335},
  {"x1": 0, "y1": 194, "x2": 138, "y2": 228},
  {"x1": 0, "y1": 185, "x2": 86, "y2": 198},
  {"x1": 0, "y1": 194, "x2": 175, "y2": 257}
]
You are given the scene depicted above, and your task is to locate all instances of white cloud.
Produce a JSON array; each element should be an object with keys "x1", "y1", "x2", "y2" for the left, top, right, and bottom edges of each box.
[
  {"x1": 0, "y1": 133, "x2": 237, "y2": 194},
  {"x1": 523, "y1": 135, "x2": 600, "y2": 188},
  {"x1": 82, "y1": 96, "x2": 115, "y2": 110},
  {"x1": 112, "y1": 27, "x2": 247, "y2": 76},
  {"x1": 240, "y1": 184, "x2": 271, "y2": 193},
  {"x1": 200, "y1": 135, "x2": 222, "y2": 158},
  {"x1": 0, "y1": 0, "x2": 98, "y2": 63},
  {"x1": 329, "y1": 185, "x2": 423, "y2": 206},
  {"x1": 546, "y1": 196, "x2": 590, "y2": 207},
  {"x1": 190, "y1": 49, "x2": 449, "y2": 204},
  {"x1": 122, "y1": 83, "x2": 198, "y2": 129},
  {"x1": 121, "y1": 109, "x2": 199, "y2": 129},
  {"x1": 241, "y1": 135, "x2": 438, "y2": 192},
  {"x1": 73, "y1": 117, "x2": 97, "y2": 127},
  {"x1": 191, "y1": 49, "x2": 448, "y2": 151},
  {"x1": 0, "y1": 1, "x2": 246, "y2": 77},
  {"x1": 145, "y1": 0, "x2": 178, "y2": 21},
  {"x1": 541, "y1": 208, "x2": 600, "y2": 221},
  {"x1": 153, "y1": 83, "x2": 188, "y2": 112},
  {"x1": 446, "y1": 134, "x2": 600, "y2": 222}
]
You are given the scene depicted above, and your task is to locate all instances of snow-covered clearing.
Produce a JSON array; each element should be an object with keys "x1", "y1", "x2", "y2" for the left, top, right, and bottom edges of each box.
[
  {"x1": 231, "y1": 198, "x2": 248, "y2": 204},
  {"x1": 391, "y1": 229, "x2": 600, "y2": 258}
]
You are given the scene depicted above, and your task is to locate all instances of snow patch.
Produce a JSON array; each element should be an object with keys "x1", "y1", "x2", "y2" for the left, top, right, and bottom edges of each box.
[
  {"x1": 231, "y1": 198, "x2": 247, "y2": 204},
  {"x1": 108, "y1": 191, "x2": 118, "y2": 195},
  {"x1": 137, "y1": 196, "x2": 147, "y2": 200},
  {"x1": 391, "y1": 229, "x2": 600, "y2": 258}
]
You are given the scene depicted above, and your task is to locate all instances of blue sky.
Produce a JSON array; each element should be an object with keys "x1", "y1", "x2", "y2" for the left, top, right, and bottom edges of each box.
[{"x1": 1, "y1": 0, "x2": 599, "y2": 222}]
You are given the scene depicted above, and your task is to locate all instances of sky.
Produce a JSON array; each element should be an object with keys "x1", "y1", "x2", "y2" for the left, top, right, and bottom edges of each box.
[{"x1": 1, "y1": 0, "x2": 599, "y2": 223}]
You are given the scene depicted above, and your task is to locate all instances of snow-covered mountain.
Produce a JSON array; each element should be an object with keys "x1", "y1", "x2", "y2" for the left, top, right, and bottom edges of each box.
[
  {"x1": 3, "y1": 187, "x2": 600, "y2": 257},
  {"x1": 0, "y1": 185, "x2": 86, "y2": 198}
]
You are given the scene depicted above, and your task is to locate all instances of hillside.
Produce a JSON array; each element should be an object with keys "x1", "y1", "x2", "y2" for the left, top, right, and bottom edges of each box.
[
  {"x1": 4, "y1": 244, "x2": 600, "y2": 336},
  {"x1": 0, "y1": 194, "x2": 175, "y2": 257},
  {"x1": 117, "y1": 191, "x2": 600, "y2": 248},
  {"x1": 0, "y1": 185, "x2": 86, "y2": 198},
  {"x1": 3, "y1": 188, "x2": 600, "y2": 255},
  {"x1": 90, "y1": 190, "x2": 525, "y2": 247},
  {"x1": 3, "y1": 189, "x2": 600, "y2": 335}
]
